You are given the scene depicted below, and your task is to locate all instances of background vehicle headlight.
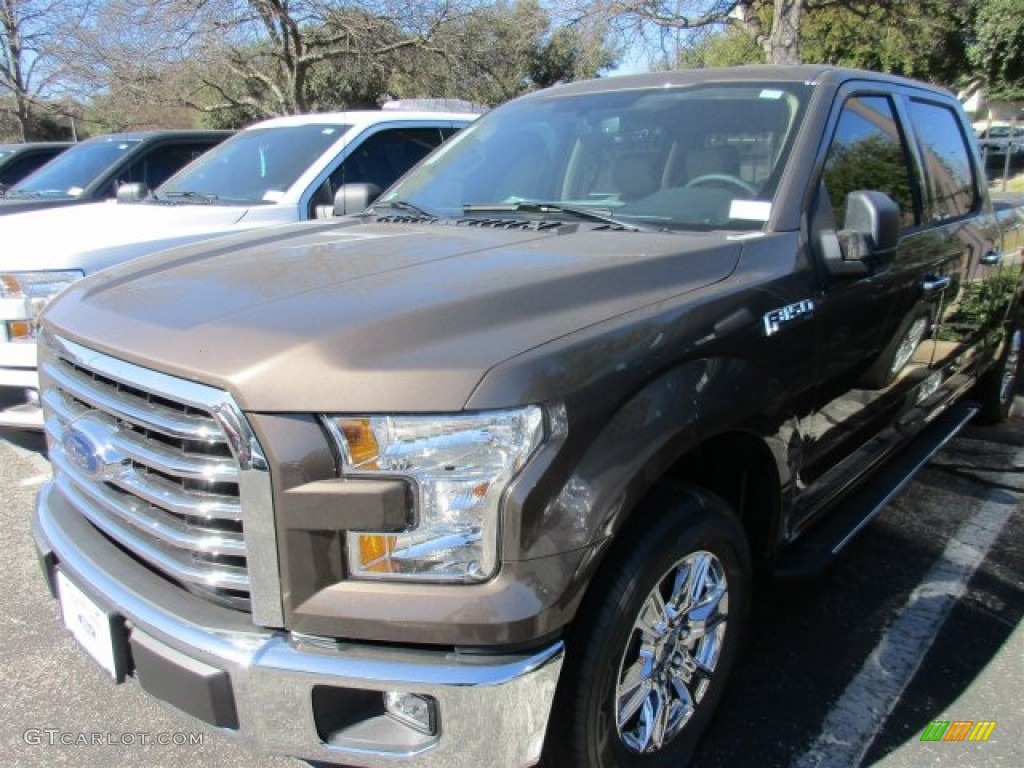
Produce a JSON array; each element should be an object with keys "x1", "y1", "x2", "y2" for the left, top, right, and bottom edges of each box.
[
  {"x1": 1, "y1": 271, "x2": 83, "y2": 341},
  {"x1": 323, "y1": 406, "x2": 545, "y2": 583}
]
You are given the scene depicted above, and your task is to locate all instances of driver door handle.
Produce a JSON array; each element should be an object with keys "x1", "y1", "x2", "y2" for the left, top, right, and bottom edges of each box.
[{"x1": 921, "y1": 275, "x2": 951, "y2": 296}]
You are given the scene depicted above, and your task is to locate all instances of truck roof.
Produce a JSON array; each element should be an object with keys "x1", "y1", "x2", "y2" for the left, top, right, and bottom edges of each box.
[
  {"x1": 242, "y1": 110, "x2": 484, "y2": 131},
  {"x1": 539, "y1": 65, "x2": 956, "y2": 98}
]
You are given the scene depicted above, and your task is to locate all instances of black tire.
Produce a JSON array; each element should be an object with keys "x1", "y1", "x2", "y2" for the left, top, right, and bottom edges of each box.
[
  {"x1": 974, "y1": 325, "x2": 1022, "y2": 425},
  {"x1": 544, "y1": 484, "x2": 751, "y2": 768},
  {"x1": 859, "y1": 310, "x2": 930, "y2": 390}
]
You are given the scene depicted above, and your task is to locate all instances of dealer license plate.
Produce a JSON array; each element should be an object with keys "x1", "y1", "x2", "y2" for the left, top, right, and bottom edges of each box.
[{"x1": 56, "y1": 570, "x2": 124, "y2": 681}]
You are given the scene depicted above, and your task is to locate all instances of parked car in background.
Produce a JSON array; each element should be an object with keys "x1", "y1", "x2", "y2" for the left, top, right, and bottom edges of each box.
[
  {"x1": 0, "y1": 108, "x2": 477, "y2": 428},
  {"x1": 0, "y1": 142, "x2": 72, "y2": 195},
  {"x1": 977, "y1": 123, "x2": 1024, "y2": 160},
  {"x1": 0, "y1": 130, "x2": 231, "y2": 214}
]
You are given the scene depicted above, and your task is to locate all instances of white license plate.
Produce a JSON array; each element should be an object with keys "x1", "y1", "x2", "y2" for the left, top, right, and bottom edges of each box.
[{"x1": 56, "y1": 570, "x2": 122, "y2": 681}]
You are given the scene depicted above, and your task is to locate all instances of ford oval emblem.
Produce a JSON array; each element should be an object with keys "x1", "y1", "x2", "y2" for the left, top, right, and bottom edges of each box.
[
  {"x1": 61, "y1": 414, "x2": 126, "y2": 480},
  {"x1": 63, "y1": 428, "x2": 102, "y2": 477}
]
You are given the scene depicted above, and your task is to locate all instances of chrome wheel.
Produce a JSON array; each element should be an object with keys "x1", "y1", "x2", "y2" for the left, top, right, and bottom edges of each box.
[
  {"x1": 615, "y1": 550, "x2": 729, "y2": 754},
  {"x1": 998, "y1": 329, "x2": 1022, "y2": 405}
]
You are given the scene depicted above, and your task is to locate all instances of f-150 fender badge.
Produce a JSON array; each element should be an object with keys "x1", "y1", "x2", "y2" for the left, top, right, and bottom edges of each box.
[{"x1": 763, "y1": 299, "x2": 815, "y2": 336}]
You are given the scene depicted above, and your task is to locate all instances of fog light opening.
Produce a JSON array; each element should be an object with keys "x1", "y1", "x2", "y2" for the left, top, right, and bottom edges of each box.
[{"x1": 384, "y1": 691, "x2": 437, "y2": 736}]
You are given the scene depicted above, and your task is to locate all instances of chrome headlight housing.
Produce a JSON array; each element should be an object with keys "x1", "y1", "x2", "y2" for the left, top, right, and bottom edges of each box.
[
  {"x1": 323, "y1": 406, "x2": 545, "y2": 583},
  {"x1": 0, "y1": 270, "x2": 83, "y2": 341}
]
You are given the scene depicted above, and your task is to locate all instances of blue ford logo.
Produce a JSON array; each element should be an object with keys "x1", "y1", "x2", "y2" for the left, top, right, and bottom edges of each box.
[
  {"x1": 62, "y1": 415, "x2": 126, "y2": 480},
  {"x1": 63, "y1": 429, "x2": 102, "y2": 477}
]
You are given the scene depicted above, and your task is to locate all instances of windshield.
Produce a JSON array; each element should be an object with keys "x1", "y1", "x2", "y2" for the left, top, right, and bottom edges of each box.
[
  {"x1": 157, "y1": 123, "x2": 350, "y2": 204},
  {"x1": 9, "y1": 138, "x2": 141, "y2": 197},
  {"x1": 382, "y1": 83, "x2": 811, "y2": 231}
]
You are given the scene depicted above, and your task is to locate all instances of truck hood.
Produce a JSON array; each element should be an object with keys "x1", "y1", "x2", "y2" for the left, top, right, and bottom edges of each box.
[
  {"x1": 44, "y1": 218, "x2": 744, "y2": 412},
  {"x1": 0, "y1": 201, "x2": 252, "y2": 272}
]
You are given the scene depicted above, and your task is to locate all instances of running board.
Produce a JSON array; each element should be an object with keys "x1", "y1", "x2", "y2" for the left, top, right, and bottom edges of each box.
[{"x1": 775, "y1": 401, "x2": 979, "y2": 580}]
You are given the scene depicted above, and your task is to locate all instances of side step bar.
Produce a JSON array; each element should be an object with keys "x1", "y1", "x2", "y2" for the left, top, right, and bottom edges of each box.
[{"x1": 775, "y1": 401, "x2": 979, "y2": 580}]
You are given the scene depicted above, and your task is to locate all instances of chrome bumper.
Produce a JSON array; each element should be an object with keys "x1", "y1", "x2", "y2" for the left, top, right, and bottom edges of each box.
[
  {"x1": 34, "y1": 482, "x2": 562, "y2": 767},
  {"x1": 0, "y1": 337, "x2": 42, "y2": 429}
]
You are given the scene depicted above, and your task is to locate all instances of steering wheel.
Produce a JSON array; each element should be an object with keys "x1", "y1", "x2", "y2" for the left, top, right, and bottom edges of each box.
[{"x1": 683, "y1": 173, "x2": 758, "y2": 196}]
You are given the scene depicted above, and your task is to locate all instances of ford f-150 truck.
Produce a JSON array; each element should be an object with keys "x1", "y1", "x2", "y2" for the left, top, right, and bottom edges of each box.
[
  {"x1": 31, "y1": 66, "x2": 1023, "y2": 767},
  {"x1": 0, "y1": 110, "x2": 477, "y2": 429}
]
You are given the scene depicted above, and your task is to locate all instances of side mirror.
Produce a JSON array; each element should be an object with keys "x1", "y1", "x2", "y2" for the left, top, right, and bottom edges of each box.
[
  {"x1": 825, "y1": 190, "x2": 899, "y2": 276},
  {"x1": 116, "y1": 182, "x2": 150, "y2": 203},
  {"x1": 333, "y1": 183, "x2": 382, "y2": 216}
]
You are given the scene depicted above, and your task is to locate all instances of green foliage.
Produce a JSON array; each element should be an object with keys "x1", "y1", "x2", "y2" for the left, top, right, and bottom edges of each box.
[
  {"x1": 939, "y1": 267, "x2": 1022, "y2": 338},
  {"x1": 388, "y1": 0, "x2": 614, "y2": 107},
  {"x1": 677, "y1": 28, "x2": 765, "y2": 68},
  {"x1": 967, "y1": 0, "x2": 1024, "y2": 100},
  {"x1": 800, "y1": 1, "x2": 968, "y2": 83}
]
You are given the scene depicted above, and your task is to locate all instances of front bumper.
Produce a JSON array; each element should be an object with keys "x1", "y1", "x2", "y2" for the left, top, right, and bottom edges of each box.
[
  {"x1": 34, "y1": 481, "x2": 563, "y2": 767},
  {"x1": 0, "y1": 335, "x2": 42, "y2": 429}
]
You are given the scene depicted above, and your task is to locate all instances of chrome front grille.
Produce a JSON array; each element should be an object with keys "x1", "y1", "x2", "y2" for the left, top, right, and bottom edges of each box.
[{"x1": 39, "y1": 333, "x2": 280, "y2": 622}]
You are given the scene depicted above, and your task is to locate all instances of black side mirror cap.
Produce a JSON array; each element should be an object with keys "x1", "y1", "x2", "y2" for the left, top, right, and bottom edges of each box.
[
  {"x1": 116, "y1": 182, "x2": 150, "y2": 203},
  {"x1": 823, "y1": 190, "x2": 900, "y2": 277},
  {"x1": 333, "y1": 183, "x2": 382, "y2": 216}
]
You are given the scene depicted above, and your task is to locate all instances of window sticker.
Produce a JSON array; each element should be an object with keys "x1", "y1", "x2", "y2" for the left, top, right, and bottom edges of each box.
[
  {"x1": 262, "y1": 190, "x2": 285, "y2": 202},
  {"x1": 760, "y1": 90, "x2": 785, "y2": 100},
  {"x1": 730, "y1": 199, "x2": 772, "y2": 221}
]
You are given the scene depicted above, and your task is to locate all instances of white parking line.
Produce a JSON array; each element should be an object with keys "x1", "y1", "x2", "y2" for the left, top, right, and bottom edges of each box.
[
  {"x1": 17, "y1": 474, "x2": 49, "y2": 487},
  {"x1": 792, "y1": 465, "x2": 1019, "y2": 768}
]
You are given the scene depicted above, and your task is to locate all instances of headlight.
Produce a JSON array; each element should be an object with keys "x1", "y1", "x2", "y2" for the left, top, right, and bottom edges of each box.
[
  {"x1": 323, "y1": 406, "x2": 545, "y2": 583},
  {"x1": 0, "y1": 271, "x2": 83, "y2": 341}
]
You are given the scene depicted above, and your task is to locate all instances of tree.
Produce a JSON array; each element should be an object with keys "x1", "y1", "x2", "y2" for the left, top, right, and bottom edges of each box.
[
  {"x1": 554, "y1": 0, "x2": 804, "y2": 65},
  {"x1": 968, "y1": 0, "x2": 1024, "y2": 100},
  {"x1": 800, "y1": 0, "x2": 968, "y2": 84},
  {"x1": 159, "y1": 0, "x2": 465, "y2": 118},
  {"x1": 556, "y1": 0, "x2": 974, "y2": 70},
  {"x1": 391, "y1": 0, "x2": 614, "y2": 106},
  {"x1": 0, "y1": 0, "x2": 94, "y2": 140},
  {"x1": 677, "y1": 0, "x2": 969, "y2": 84}
]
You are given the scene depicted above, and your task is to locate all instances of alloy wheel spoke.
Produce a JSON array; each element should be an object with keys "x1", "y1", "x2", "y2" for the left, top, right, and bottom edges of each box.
[
  {"x1": 647, "y1": 683, "x2": 670, "y2": 751},
  {"x1": 617, "y1": 650, "x2": 657, "y2": 727},
  {"x1": 636, "y1": 588, "x2": 671, "y2": 639}
]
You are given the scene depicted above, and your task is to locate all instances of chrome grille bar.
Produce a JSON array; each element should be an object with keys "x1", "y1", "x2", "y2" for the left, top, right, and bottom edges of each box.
[
  {"x1": 51, "y1": 449, "x2": 247, "y2": 558},
  {"x1": 54, "y1": 474, "x2": 250, "y2": 590},
  {"x1": 38, "y1": 333, "x2": 283, "y2": 624},
  {"x1": 43, "y1": 358, "x2": 222, "y2": 439}
]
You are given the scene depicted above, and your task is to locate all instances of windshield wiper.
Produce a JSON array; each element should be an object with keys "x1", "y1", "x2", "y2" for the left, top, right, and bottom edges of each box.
[
  {"x1": 370, "y1": 199, "x2": 436, "y2": 218},
  {"x1": 463, "y1": 201, "x2": 643, "y2": 231},
  {"x1": 160, "y1": 191, "x2": 219, "y2": 204}
]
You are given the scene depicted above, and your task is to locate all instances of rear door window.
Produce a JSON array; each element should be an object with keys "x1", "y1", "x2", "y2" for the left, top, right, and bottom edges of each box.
[{"x1": 906, "y1": 100, "x2": 978, "y2": 221}]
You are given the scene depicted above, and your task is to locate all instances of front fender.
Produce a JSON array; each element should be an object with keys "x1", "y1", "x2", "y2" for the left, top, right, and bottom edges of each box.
[{"x1": 502, "y1": 356, "x2": 797, "y2": 563}]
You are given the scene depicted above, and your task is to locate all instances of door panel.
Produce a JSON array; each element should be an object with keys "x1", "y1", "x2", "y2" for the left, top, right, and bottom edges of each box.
[{"x1": 798, "y1": 93, "x2": 927, "y2": 492}]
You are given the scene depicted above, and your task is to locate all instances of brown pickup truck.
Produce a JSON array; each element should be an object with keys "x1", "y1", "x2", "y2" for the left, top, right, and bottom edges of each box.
[{"x1": 31, "y1": 66, "x2": 1023, "y2": 767}]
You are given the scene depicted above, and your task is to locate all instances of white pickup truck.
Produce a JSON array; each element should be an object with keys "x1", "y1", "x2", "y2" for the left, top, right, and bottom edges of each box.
[{"x1": 0, "y1": 108, "x2": 477, "y2": 428}]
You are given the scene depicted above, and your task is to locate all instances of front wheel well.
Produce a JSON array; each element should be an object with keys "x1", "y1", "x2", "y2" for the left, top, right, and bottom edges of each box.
[{"x1": 659, "y1": 431, "x2": 782, "y2": 570}]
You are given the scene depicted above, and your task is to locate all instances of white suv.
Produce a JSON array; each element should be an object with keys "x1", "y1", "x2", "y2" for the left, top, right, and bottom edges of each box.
[{"x1": 0, "y1": 108, "x2": 478, "y2": 428}]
